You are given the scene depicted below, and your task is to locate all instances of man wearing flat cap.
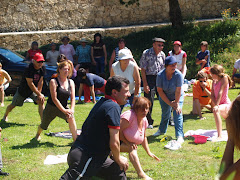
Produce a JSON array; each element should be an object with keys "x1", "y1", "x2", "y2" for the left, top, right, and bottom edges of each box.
[{"x1": 140, "y1": 37, "x2": 166, "y2": 128}]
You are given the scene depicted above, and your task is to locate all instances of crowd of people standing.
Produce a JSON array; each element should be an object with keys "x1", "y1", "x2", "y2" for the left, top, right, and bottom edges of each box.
[{"x1": 0, "y1": 33, "x2": 240, "y2": 179}]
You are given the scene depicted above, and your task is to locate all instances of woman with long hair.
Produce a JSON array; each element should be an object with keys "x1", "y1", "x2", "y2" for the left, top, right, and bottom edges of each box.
[{"x1": 210, "y1": 64, "x2": 232, "y2": 141}]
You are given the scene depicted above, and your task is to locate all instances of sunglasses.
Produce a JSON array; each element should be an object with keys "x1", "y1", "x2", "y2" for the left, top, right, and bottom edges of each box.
[
  {"x1": 37, "y1": 61, "x2": 44, "y2": 64},
  {"x1": 199, "y1": 80, "x2": 206, "y2": 82}
]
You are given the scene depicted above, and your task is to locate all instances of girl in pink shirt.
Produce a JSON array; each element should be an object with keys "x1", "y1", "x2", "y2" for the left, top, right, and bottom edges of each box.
[
  {"x1": 210, "y1": 64, "x2": 232, "y2": 141},
  {"x1": 120, "y1": 97, "x2": 160, "y2": 180}
]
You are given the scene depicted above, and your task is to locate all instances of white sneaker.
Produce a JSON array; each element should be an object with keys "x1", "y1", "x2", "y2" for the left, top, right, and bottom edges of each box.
[
  {"x1": 152, "y1": 130, "x2": 162, "y2": 136},
  {"x1": 164, "y1": 140, "x2": 176, "y2": 149},
  {"x1": 168, "y1": 141, "x2": 182, "y2": 150},
  {"x1": 147, "y1": 125, "x2": 153, "y2": 129},
  {"x1": 177, "y1": 137, "x2": 184, "y2": 144}
]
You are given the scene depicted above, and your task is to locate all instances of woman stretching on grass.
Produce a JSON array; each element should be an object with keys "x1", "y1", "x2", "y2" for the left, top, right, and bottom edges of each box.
[
  {"x1": 120, "y1": 97, "x2": 160, "y2": 180},
  {"x1": 220, "y1": 95, "x2": 240, "y2": 179},
  {"x1": 210, "y1": 64, "x2": 232, "y2": 141},
  {"x1": 35, "y1": 61, "x2": 77, "y2": 141}
]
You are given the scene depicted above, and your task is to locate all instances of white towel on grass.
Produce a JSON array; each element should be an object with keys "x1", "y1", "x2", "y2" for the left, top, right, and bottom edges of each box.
[
  {"x1": 44, "y1": 154, "x2": 68, "y2": 165},
  {"x1": 184, "y1": 129, "x2": 228, "y2": 141}
]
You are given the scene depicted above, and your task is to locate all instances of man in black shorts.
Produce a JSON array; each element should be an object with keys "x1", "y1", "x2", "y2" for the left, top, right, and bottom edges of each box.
[
  {"x1": 60, "y1": 76, "x2": 130, "y2": 180},
  {"x1": 2, "y1": 53, "x2": 45, "y2": 122}
]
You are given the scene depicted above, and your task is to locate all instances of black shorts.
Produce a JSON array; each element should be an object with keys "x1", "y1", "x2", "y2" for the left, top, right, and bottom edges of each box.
[{"x1": 60, "y1": 147, "x2": 126, "y2": 180}]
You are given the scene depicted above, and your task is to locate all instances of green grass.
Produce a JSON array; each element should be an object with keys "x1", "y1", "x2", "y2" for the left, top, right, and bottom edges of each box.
[{"x1": 0, "y1": 85, "x2": 240, "y2": 180}]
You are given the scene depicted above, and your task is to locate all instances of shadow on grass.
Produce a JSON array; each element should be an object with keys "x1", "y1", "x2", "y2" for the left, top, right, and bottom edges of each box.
[
  {"x1": 147, "y1": 135, "x2": 161, "y2": 144},
  {"x1": 0, "y1": 121, "x2": 26, "y2": 129},
  {"x1": 183, "y1": 114, "x2": 199, "y2": 122},
  {"x1": 11, "y1": 139, "x2": 71, "y2": 149}
]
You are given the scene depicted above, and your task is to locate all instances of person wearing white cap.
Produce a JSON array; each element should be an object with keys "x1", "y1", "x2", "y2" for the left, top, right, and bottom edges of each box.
[
  {"x1": 75, "y1": 38, "x2": 91, "y2": 72},
  {"x1": 110, "y1": 49, "x2": 141, "y2": 109}
]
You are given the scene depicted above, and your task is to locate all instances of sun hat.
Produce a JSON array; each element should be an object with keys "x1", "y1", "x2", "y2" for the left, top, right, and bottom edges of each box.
[
  {"x1": 165, "y1": 56, "x2": 177, "y2": 65},
  {"x1": 173, "y1": 41, "x2": 182, "y2": 46},
  {"x1": 118, "y1": 49, "x2": 133, "y2": 60},
  {"x1": 80, "y1": 38, "x2": 88, "y2": 43},
  {"x1": 61, "y1": 36, "x2": 70, "y2": 42},
  {"x1": 152, "y1": 37, "x2": 165, "y2": 43},
  {"x1": 32, "y1": 53, "x2": 45, "y2": 62}
]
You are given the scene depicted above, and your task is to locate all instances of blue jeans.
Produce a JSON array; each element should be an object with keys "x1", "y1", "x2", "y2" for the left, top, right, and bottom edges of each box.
[
  {"x1": 158, "y1": 96, "x2": 184, "y2": 138},
  {"x1": 95, "y1": 57, "x2": 105, "y2": 75}
]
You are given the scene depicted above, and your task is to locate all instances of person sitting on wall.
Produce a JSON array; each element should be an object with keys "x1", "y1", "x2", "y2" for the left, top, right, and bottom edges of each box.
[
  {"x1": 77, "y1": 68, "x2": 106, "y2": 104},
  {"x1": 231, "y1": 59, "x2": 240, "y2": 88},
  {"x1": 191, "y1": 71, "x2": 213, "y2": 120}
]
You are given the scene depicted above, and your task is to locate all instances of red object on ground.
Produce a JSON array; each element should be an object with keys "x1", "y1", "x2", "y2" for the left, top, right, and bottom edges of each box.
[
  {"x1": 83, "y1": 81, "x2": 106, "y2": 102},
  {"x1": 191, "y1": 135, "x2": 208, "y2": 144}
]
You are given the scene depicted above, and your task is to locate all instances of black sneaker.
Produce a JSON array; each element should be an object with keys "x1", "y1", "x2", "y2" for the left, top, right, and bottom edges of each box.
[{"x1": 0, "y1": 170, "x2": 9, "y2": 176}]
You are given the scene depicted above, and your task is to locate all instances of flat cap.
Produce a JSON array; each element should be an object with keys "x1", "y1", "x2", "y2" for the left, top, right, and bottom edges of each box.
[{"x1": 152, "y1": 37, "x2": 166, "y2": 43}]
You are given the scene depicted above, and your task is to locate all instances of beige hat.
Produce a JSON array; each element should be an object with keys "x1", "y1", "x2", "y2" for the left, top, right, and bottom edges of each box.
[
  {"x1": 80, "y1": 38, "x2": 88, "y2": 43},
  {"x1": 118, "y1": 49, "x2": 133, "y2": 60}
]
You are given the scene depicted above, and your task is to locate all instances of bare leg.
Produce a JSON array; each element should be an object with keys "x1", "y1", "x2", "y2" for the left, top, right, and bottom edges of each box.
[
  {"x1": 2, "y1": 104, "x2": 16, "y2": 121},
  {"x1": 0, "y1": 88, "x2": 4, "y2": 107},
  {"x1": 67, "y1": 117, "x2": 77, "y2": 141},
  {"x1": 194, "y1": 99, "x2": 205, "y2": 119},
  {"x1": 35, "y1": 125, "x2": 43, "y2": 140},
  {"x1": 192, "y1": 98, "x2": 198, "y2": 114},
  {"x1": 38, "y1": 102, "x2": 45, "y2": 122},
  {"x1": 213, "y1": 110, "x2": 222, "y2": 138},
  {"x1": 120, "y1": 143, "x2": 152, "y2": 180}
]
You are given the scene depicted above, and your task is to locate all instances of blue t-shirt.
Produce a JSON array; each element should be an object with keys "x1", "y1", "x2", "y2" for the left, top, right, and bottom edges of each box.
[
  {"x1": 75, "y1": 45, "x2": 91, "y2": 63},
  {"x1": 80, "y1": 73, "x2": 105, "y2": 88},
  {"x1": 156, "y1": 69, "x2": 183, "y2": 101},
  {"x1": 74, "y1": 97, "x2": 121, "y2": 156},
  {"x1": 196, "y1": 50, "x2": 210, "y2": 68}
]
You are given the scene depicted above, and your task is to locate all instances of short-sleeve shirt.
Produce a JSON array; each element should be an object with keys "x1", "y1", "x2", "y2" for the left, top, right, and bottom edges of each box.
[
  {"x1": 46, "y1": 50, "x2": 60, "y2": 66},
  {"x1": 80, "y1": 73, "x2": 105, "y2": 88},
  {"x1": 156, "y1": 69, "x2": 183, "y2": 101},
  {"x1": 18, "y1": 63, "x2": 45, "y2": 98},
  {"x1": 234, "y1": 59, "x2": 240, "y2": 70},
  {"x1": 196, "y1": 50, "x2": 210, "y2": 68},
  {"x1": 140, "y1": 47, "x2": 165, "y2": 75},
  {"x1": 59, "y1": 44, "x2": 76, "y2": 62},
  {"x1": 91, "y1": 42, "x2": 105, "y2": 57},
  {"x1": 75, "y1": 45, "x2": 91, "y2": 63},
  {"x1": 193, "y1": 79, "x2": 212, "y2": 105},
  {"x1": 121, "y1": 110, "x2": 148, "y2": 145},
  {"x1": 168, "y1": 50, "x2": 187, "y2": 72},
  {"x1": 27, "y1": 49, "x2": 42, "y2": 60},
  {"x1": 74, "y1": 97, "x2": 121, "y2": 156}
]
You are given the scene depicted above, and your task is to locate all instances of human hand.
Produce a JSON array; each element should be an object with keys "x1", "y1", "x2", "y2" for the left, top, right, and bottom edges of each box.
[
  {"x1": 127, "y1": 142, "x2": 138, "y2": 151},
  {"x1": 148, "y1": 152, "x2": 160, "y2": 161},
  {"x1": 38, "y1": 93, "x2": 45, "y2": 104},
  {"x1": 144, "y1": 85, "x2": 150, "y2": 94},
  {"x1": 92, "y1": 60, "x2": 97, "y2": 66},
  {"x1": 65, "y1": 109, "x2": 74, "y2": 118},
  {"x1": 213, "y1": 105, "x2": 219, "y2": 113},
  {"x1": 170, "y1": 101, "x2": 178, "y2": 109},
  {"x1": 175, "y1": 104, "x2": 182, "y2": 114},
  {"x1": 117, "y1": 156, "x2": 129, "y2": 172}
]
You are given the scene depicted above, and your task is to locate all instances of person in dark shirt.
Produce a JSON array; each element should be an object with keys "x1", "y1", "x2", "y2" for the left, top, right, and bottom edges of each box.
[
  {"x1": 2, "y1": 53, "x2": 45, "y2": 122},
  {"x1": 91, "y1": 33, "x2": 107, "y2": 75},
  {"x1": 77, "y1": 68, "x2": 106, "y2": 104},
  {"x1": 35, "y1": 61, "x2": 77, "y2": 141},
  {"x1": 60, "y1": 76, "x2": 130, "y2": 180}
]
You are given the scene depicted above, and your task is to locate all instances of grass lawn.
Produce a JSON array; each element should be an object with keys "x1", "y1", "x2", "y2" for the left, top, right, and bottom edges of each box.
[{"x1": 0, "y1": 85, "x2": 240, "y2": 180}]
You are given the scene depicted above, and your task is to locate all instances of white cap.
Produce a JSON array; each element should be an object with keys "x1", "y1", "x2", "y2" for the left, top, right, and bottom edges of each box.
[{"x1": 118, "y1": 49, "x2": 133, "y2": 60}]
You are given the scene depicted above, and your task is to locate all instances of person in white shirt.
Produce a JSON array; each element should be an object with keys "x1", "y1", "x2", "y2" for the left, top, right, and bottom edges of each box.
[
  {"x1": 231, "y1": 59, "x2": 240, "y2": 88},
  {"x1": 168, "y1": 41, "x2": 187, "y2": 78},
  {"x1": 46, "y1": 43, "x2": 60, "y2": 66}
]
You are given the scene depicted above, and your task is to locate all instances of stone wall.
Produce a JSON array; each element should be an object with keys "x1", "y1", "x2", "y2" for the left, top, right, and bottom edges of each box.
[
  {"x1": 0, "y1": 0, "x2": 239, "y2": 32},
  {"x1": 0, "y1": 19, "x2": 222, "y2": 52}
]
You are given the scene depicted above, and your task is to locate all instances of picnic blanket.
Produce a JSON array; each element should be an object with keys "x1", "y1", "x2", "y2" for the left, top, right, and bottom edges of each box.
[
  {"x1": 184, "y1": 129, "x2": 228, "y2": 141},
  {"x1": 45, "y1": 129, "x2": 82, "y2": 139}
]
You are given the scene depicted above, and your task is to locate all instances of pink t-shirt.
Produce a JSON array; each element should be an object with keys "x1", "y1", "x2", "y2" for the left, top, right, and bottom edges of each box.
[
  {"x1": 121, "y1": 110, "x2": 148, "y2": 145},
  {"x1": 59, "y1": 44, "x2": 76, "y2": 62},
  {"x1": 213, "y1": 79, "x2": 231, "y2": 105}
]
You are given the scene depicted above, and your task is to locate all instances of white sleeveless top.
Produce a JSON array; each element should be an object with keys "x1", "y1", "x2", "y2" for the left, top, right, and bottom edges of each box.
[
  {"x1": 112, "y1": 61, "x2": 135, "y2": 94},
  {"x1": 168, "y1": 50, "x2": 187, "y2": 77}
]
